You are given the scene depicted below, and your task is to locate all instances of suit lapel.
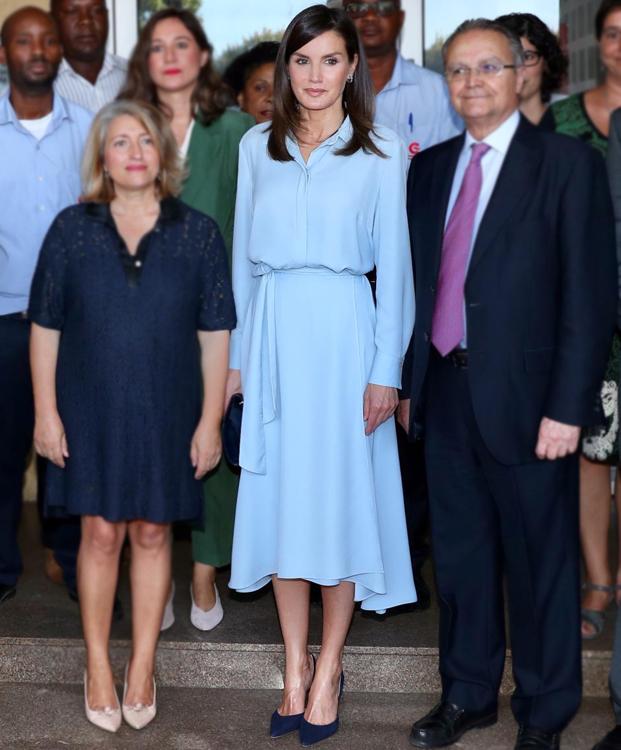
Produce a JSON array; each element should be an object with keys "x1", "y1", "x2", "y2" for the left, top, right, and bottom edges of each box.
[{"x1": 467, "y1": 117, "x2": 540, "y2": 275}]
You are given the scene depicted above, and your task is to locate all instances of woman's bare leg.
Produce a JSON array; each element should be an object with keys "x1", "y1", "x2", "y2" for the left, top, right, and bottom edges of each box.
[
  {"x1": 272, "y1": 577, "x2": 314, "y2": 716},
  {"x1": 125, "y1": 520, "x2": 171, "y2": 706},
  {"x1": 305, "y1": 582, "x2": 355, "y2": 725},
  {"x1": 79, "y1": 515, "x2": 126, "y2": 709},
  {"x1": 580, "y1": 456, "x2": 613, "y2": 636}
]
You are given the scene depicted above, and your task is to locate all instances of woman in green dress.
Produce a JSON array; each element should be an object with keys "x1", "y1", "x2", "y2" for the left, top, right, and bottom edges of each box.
[
  {"x1": 542, "y1": 0, "x2": 621, "y2": 640},
  {"x1": 120, "y1": 8, "x2": 253, "y2": 631}
]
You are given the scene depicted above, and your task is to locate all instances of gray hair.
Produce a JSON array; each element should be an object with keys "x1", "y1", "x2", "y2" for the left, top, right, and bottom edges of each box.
[{"x1": 442, "y1": 18, "x2": 524, "y2": 68}]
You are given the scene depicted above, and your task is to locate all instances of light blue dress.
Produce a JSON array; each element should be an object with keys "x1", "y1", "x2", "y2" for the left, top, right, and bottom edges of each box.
[{"x1": 228, "y1": 118, "x2": 417, "y2": 612}]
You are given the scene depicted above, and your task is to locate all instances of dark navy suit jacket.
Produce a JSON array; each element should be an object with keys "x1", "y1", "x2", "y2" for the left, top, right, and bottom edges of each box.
[{"x1": 402, "y1": 115, "x2": 617, "y2": 465}]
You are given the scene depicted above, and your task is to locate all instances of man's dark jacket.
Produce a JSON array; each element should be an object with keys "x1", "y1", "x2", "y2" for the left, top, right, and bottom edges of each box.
[{"x1": 402, "y1": 115, "x2": 617, "y2": 465}]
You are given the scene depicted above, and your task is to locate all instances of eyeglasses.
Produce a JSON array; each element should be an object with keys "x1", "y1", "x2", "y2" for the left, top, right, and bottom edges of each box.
[
  {"x1": 522, "y1": 49, "x2": 542, "y2": 67},
  {"x1": 445, "y1": 59, "x2": 519, "y2": 83},
  {"x1": 344, "y1": 1, "x2": 399, "y2": 19}
]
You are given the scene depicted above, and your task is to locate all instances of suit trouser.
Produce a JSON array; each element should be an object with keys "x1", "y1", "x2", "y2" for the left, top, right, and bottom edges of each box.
[
  {"x1": 0, "y1": 316, "x2": 33, "y2": 586},
  {"x1": 0, "y1": 315, "x2": 79, "y2": 589},
  {"x1": 424, "y1": 351, "x2": 581, "y2": 732},
  {"x1": 397, "y1": 428, "x2": 429, "y2": 570}
]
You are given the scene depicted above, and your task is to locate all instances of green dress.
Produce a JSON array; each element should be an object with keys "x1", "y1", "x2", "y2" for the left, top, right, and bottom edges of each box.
[
  {"x1": 181, "y1": 108, "x2": 254, "y2": 565},
  {"x1": 545, "y1": 94, "x2": 621, "y2": 463}
]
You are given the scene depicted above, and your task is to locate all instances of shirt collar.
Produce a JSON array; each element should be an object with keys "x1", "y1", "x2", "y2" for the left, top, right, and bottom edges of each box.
[
  {"x1": 84, "y1": 196, "x2": 184, "y2": 225},
  {"x1": 381, "y1": 53, "x2": 422, "y2": 94},
  {"x1": 0, "y1": 91, "x2": 72, "y2": 131},
  {"x1": 58, "y1": 52, "x2": 121, "y2": 82},
  {"x1": 464, "y1": 109, "x2": 520, "y2": 156}
]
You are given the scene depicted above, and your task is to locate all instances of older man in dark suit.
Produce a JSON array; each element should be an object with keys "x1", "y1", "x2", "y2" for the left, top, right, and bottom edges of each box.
[{"x1": 399, "y1": 18, "x2": 617, "y2": 750}]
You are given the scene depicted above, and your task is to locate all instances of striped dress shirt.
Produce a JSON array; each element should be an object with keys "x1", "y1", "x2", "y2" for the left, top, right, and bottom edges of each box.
[{"x1": 54, "y1": 53, "x2": 127, "y2": 113}]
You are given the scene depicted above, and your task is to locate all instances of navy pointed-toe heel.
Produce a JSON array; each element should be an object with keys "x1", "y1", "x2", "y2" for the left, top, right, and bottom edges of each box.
[
  {"x1": 270, "y1": 709, "x2": 304, "y2": 738},
  {"x1": 299, "y1": 672, "x2": 345, "y2": 747},
  {"x1": 270, "y1": 654, "x2": 316, "y2": 739}
]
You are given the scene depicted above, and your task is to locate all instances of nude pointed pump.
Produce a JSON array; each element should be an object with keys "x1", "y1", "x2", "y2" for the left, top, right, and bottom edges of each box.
[
  {"x1": 83, "y1": 670, "x2": 121, "y2": 733},
  {"x1": 122, "y1": 663, "x2": 157, "y2": 730}
]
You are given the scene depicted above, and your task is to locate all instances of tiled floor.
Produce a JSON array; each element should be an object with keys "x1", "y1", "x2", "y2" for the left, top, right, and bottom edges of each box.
[{"x1": 0, "y1": 687, "x2": 612, "y2": 750}]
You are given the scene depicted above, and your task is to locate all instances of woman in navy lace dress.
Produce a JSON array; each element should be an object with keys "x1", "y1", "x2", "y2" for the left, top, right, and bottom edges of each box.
[{"x1": 28, "y1": 100, "x2": 235, "y2": 733}]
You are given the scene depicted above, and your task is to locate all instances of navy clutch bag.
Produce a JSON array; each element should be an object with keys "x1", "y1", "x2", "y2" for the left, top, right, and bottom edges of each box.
[{"x1": 222, "y1": 393, "x2": 243, "y2": 468}]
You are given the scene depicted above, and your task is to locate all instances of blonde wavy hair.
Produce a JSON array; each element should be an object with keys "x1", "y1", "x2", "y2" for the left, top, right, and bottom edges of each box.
[{"x1": 81, "y1": 99, "x2": 185, "y2": 203}]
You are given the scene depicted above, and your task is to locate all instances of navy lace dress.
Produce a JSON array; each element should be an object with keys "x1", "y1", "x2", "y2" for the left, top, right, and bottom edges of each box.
[{"x1": 28, "y1": 198, "x2": 236, "y2": 522}]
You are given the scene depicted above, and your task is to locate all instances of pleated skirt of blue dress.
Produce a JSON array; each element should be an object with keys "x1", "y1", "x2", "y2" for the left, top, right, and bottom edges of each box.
[{"x1": 229, "y1": 267, "x2": 416, "y2": 612}]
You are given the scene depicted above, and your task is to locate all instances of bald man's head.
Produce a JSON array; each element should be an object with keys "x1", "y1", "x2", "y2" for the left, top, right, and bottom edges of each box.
[
  {"x1": 1, "y1": 6, "x2": 57, "y2": 48},
  {"x1": 0, "y1": 7, "x2": 62, "y2": 93}
]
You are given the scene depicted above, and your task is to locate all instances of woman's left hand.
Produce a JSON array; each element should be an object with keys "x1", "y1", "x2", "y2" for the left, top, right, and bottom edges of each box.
[
  {"x1": 363, "y1": 384, "x2": 399, "y2": 436},
  {"x1": 190, "y1": 419, "x2": 222, "y2": 479}
]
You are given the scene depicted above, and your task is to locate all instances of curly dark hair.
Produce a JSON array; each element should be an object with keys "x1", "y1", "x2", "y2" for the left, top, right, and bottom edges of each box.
[
  {"x1": 223, "y1": 41, "x2": 280, "y2": 96},
  {"x1": 496, "y1": 13, "x2": 568, "y2": 103},
  {"x1": 596, "y1": 0, "x2": 621, "y2": 38},
  {"x1": 119, "y1": 8, "x2": 230, "y2": 126}
]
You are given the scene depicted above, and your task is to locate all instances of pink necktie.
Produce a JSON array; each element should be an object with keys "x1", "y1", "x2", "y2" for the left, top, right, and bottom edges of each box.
[{"x1": 431, "y1": 142, "x2": 491, "y2": 356}]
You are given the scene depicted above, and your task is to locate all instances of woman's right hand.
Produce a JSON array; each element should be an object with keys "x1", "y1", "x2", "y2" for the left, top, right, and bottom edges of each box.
[
  {"x1": 34, "y1": 411, "x2": 69, "y2": 468},
  {"x1": 224, "y1": 368, "x2": 242, "y2": 410}
]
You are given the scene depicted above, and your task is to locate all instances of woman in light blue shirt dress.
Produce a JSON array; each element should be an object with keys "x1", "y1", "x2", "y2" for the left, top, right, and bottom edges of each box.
[{"x1": 227, "y1": 5, "x2": 416, "y2": 745}]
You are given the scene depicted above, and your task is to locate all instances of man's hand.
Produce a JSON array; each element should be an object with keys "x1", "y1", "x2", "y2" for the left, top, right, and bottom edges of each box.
[
  {"x1": 397, "y1": 399, "x2": 411, "y2": 433},
  {"x1": 535, "y1": 417, "x2": 581, "y2": 460}
]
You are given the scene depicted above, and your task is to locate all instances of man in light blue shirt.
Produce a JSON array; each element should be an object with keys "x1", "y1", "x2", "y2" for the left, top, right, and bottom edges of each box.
[
  {"x1": 343, "y1": 0, "x2": 462, "y2": 159},
  {"x1": 0, "y1": 7, "x2": 92, "y2": 605}
]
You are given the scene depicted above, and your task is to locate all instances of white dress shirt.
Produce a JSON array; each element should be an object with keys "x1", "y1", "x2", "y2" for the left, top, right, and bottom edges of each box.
[
  {"x1": 54, "y1": 53, "x2": 127, "y2": 113},
  {"x1": 444, "y1": 109, "x2": 521, "y2": 345}
]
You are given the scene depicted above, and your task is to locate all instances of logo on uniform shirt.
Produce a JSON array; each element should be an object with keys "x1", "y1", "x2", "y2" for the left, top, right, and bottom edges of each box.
[{"x1": 408, "y1": 141, "x2": 421, "y2": 159}]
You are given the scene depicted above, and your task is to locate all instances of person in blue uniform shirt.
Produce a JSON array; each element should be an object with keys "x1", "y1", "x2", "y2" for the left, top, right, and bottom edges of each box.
[
  {"x1": 343, "y1": 0, "x2": 462, "y2": 610},
  {"x1": 343, "y1": 0, "x2": 462, "y2": 159},
  {"x1": 0, "y1": 6, "x2": 92, "y2": 607}
]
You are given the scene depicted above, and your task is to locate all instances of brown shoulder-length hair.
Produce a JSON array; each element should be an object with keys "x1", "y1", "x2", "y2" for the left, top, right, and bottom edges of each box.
[
  {"x1": 81, "y1": 100, "x2": 185, "y2": 203},
  {"x1": 119, "y1": 8, "x2": 230, "y2": 126},
  {"x1": 268, "y1": 4, "x2": 383, "y2": 161}
]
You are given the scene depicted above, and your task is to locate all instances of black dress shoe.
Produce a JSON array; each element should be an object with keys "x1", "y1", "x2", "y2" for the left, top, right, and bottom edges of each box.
[
  {"x1": 593, "y1": 725, "x2": 621, "y2": 750},
  {"x1": 515, "y1": 726, "x2": 560, "y2": 749},
  {"x1": 409, "y1": 701, "x2": 497, "y2": 748},
  {"x1": 0, "y1": 584, "x2": 17, "y2": 604}
]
